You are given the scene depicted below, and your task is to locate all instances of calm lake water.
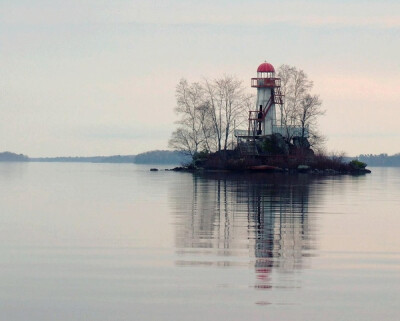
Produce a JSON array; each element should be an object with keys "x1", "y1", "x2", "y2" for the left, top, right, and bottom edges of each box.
[{"x1": 0, "y1": 163, "x2": 399, "y2": 320}]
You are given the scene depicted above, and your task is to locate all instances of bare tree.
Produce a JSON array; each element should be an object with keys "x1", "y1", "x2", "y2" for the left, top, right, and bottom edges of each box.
[
  {"x1": 276, "y1": 64, "x2": 295, "y2": 127},
  {"x1": 168, "y1": 79, "x2": 207, "y2": 156},
  {"x1": 197, "y1": 102, "x2": 215, "y2": 152},
  {"x1": 308, "y1": 129, "x2": 326, "y2": 153},
  {"x1": 206, "y1": 75, "x2": 250, "y2": 151},
  {"x1": 169, "y1": 127, "x2": 198, "y2": 156},
  {"x1": 170, "y1": 75, "x2": 253, "y2": 155},
  {"x1": 298, "y1": 94, "x2": 324, "y2": 137},
  {"x1": 203, "y1": 79, "x2": 222, "y2": 152},
  {"x1": 298, "y1": 94, "x2": 325, "y2": 150},
  {"x1": 277, "y1": 65, "x2": 325, "y2": 147}
]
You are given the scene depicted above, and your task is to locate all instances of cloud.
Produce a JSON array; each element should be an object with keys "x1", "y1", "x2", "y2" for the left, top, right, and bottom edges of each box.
[{"x1": 1, "y1": 1, "x2": 399, "y2": 29}]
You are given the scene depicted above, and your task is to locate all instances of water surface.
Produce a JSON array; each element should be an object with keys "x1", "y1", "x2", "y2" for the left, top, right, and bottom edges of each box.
[{"x1": 0, "y1": 163, "x2": 399, "y2": 320}]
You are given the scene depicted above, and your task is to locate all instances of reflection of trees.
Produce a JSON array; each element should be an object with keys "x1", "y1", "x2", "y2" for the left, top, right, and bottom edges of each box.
[{"x1": 172, "y1": 173, "x2": 317, "y2": 287}]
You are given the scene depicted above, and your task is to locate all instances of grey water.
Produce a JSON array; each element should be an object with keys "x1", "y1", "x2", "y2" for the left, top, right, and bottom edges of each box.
[{"x1": 0, "y1": 163, "x2": 399, "y2": 321}]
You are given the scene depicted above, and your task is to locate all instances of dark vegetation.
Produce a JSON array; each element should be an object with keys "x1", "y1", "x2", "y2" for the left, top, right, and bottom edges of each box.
[{"x1": 175, "y1": 134, "x2": 371, "y2": 175}]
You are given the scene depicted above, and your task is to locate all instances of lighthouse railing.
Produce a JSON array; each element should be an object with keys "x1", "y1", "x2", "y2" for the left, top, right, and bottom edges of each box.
[
  {"x1": 272, "y1": 126, "x2": 309, "y2": 138},
  {"x1": 234, "y1": 126, "x2": 309, "y2": 138},
  {"x1": 251, "y1": 78, "x2": 281, "y2": 88}
]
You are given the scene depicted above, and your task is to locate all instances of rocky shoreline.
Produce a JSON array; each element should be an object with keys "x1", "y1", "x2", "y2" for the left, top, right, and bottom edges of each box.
[
  {"x1": 152, "y1": 165, "x2": 371, "y2": 175},
  {"x1": 150, "y1": 135, "x2": 372, "y2": 175}
]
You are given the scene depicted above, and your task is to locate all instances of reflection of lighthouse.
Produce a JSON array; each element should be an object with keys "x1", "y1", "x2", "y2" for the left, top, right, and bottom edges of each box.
[
  {"x1": 251, "y1": 181, "x2": 310, "y2": 286},
  {"x1": 171, "y1": 173, "x2": 316, "y2": 288}
]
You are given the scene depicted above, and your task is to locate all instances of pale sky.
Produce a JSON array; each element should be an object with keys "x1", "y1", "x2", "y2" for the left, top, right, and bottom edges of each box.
[{"x1": 1, "y1": 0, "x2": 399, "y2": 157}]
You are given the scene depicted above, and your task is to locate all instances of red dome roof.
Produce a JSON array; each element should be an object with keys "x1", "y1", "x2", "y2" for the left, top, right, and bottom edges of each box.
[{"x1": 257, "y1": 62, "x2": 275, "y2": 73}]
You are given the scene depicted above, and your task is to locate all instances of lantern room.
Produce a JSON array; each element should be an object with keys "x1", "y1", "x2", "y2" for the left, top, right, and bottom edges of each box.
[
  {"x1": 257, "y1": 62, "x2": 275, "y2": 77},
  {"x1": 251, "y1": 62, "x2": 281, "y2": 88}
]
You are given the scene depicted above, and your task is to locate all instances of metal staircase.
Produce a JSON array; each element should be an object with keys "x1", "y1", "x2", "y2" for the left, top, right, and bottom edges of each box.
[
  {"x1": 273, "y1": 86, "x2": 284, "y2": 105},
  {"x1": 248, "y1": 86, "x2": 284, "y2": 137},
  {"x1": 235, "y1": 76, "x2": 285, "y2": 157}
]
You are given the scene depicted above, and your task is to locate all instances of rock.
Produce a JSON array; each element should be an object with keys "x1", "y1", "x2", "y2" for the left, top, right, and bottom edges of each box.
[
  {"x1": 259, "y1": 134, "x2": 289, "y2": 155},
  {"x1": 297, "y1": 165, "x2": 310, "y2": 173},
  {"x1": 293, "y1": 136, "x2": 311, "y2": 149},
  {"x1": 150, "y1": 168, "x2": 158, "y2": 171},
  {"x1": 350, "y1": 168, "x2": 372, "y2": 175},
  {"x1": 273, "y1": 134, "x2": 290, "y2": 155},
  {"x1": 324, "y1": 169, "x2": 338, "y2": 175}
]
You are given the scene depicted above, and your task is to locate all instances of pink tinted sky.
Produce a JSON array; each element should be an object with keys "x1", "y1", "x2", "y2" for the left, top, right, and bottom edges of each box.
[{"x1": 0, "y1": 0, "x2": 399, "y2": 157}]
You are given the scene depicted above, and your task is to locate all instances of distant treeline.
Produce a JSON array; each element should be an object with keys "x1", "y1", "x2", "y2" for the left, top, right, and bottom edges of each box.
[
  {"x1": 356, "y1": 153, "x2": 400, "y2": 167},
  {"x1": 134, "y1": 150, "x2": 190, "y2": 164},
  {"x1": 0, "y1": 152, "x2": 29, "y2": 162},
  {"x1": 31, "y1": 155, "x2": 136, "y2": 163},
  {"x1": 0, "y1": 150, "x2": 190, "y2": 165},
  {"x1": 4, "y1": 150, "x2": 399, "y2": 167}
]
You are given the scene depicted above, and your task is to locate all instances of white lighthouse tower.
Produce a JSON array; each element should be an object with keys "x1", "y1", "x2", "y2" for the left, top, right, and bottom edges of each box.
[
  {"x1": 235, "y1": 61, "x2": 306, "y2": 155},
  {"x1": 250, "y1": 62, "x2": 283, "y2": 136}
]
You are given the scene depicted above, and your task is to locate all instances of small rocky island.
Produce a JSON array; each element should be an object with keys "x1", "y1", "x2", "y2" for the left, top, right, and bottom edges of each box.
[
  {"x1": 171, "y1": 133, "x2": 370, "y2": 175},
  {"x1": 167, "y1": 62, "x2": 371, "y2": 175}
]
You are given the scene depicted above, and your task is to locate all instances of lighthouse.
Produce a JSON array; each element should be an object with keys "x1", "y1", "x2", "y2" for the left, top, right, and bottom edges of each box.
[
  {"x1": 234, "y1": 61, "x2": 306, "y2": 155},
  {"x1": 250, "y1": 62, "x2": 283, "y2": 136}
]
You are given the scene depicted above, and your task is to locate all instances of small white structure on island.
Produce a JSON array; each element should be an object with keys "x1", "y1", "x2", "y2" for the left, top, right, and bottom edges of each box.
[{"x1": 235, "y1": 62, "x2": 306, "y2": 145}]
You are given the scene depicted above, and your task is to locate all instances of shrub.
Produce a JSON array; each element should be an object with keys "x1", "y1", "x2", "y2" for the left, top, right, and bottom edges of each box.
[
  {"x1": 312, "y1": 152, "x2": 349, "y2": 171},
  {"x1": 192, "y1": 150, "x2": 210, "y2": 167},
  {"x1": 349, "y1": 159, "x2": 367, "y2": 169},
  {"x1": 261, "y1": 135, "x2": 286, "y2": 155}
]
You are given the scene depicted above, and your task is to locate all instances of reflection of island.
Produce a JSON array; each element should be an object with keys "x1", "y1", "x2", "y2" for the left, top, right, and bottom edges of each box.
[{"x1": 171, "y1": 173, "x2": 318, "y2": 289}]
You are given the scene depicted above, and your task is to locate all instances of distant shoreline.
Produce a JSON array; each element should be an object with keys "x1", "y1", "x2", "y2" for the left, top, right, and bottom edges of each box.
[
  {"x1": 0, "y1": 150, "x2": 190, "y2": 165},
  {"x1": 1, "y1": 151, "x2": 400, "y2": 167}
]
